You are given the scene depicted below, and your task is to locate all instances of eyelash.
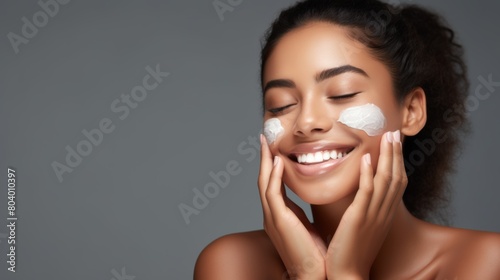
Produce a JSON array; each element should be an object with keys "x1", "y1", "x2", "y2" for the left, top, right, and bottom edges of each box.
[
  {"x1": 269, "y1": 104, "x2": 294, "y2": 115},
  {"x1": 329, "y1": 92, "x2": 361, "y2": 100},
  {"x1": 267, "y1": 92, "x2": 361, "y2": 115}
]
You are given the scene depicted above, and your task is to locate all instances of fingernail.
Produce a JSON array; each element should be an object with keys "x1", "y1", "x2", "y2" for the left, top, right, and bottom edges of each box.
[
  {"x1": 363, "y1": 153, "x2": 371, "y2": 165},
  {"x1": 386, "y1": 131, "x2": 393, "y2": 143},
  {"x1": 274, "y1": 156, "x2": 279, "y2": 166},
  {"x1": 393, "y1": 130, "x2": 401, "y2": 143}
]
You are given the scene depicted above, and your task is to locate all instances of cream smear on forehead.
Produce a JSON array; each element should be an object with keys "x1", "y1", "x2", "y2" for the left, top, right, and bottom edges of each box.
[
  {"x1": 338, "y1": 103, "x2": 386, "y2": 136},
  {"x1": 263, "y1": 118, "x2": 284, "y2": 144}
]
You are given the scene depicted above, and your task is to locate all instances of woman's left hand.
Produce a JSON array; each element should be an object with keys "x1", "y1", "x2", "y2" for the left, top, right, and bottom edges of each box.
[{"x1": 325, "y1": 130, "x2": 408, "y2": 280}]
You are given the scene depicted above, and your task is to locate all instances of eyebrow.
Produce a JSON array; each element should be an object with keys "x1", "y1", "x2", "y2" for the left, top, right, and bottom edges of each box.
[{"x1": 263, "y1": 65, "x2": 369, "y2": 95}]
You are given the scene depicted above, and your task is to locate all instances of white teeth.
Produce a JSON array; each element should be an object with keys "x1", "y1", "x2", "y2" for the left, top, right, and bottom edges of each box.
[
  {"x1": 330, "y1": 150, "x2": 337, "y2": 160},
  {"x1": 322, "y1": 151, "x2": 330, "y2": 160},
  {"x1": 314, "y1": 152, "x2": 323, "y2": 162},
  {"x1": 306, "y1": 153, "x2": 314, "y2": 162},
  {"x1": 296, "y1": 149, "x2": 351, "y2": 164}
]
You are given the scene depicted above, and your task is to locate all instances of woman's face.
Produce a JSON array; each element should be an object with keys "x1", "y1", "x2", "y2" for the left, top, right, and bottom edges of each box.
[{"x1": 262, "y1": 22, "x2": 404, "y2": 205}]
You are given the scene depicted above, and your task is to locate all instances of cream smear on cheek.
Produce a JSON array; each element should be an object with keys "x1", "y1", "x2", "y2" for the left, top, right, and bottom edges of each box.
[
  {"x1": 338, "y1": 103, "x2": 386, "y2": 136},
  {"x1": 263, "y1": 118, "x2": 284, "y2": 144}
]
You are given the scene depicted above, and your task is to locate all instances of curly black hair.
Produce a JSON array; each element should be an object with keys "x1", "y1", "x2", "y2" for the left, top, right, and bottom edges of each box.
[{"x1": 259, "y1": 0, "x2": 470, "y2": 222}]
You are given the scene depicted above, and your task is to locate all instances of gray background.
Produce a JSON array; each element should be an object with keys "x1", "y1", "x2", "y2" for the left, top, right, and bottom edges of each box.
[{"x1": 1, "y1": 0, "x2": 499, "y2": 279}]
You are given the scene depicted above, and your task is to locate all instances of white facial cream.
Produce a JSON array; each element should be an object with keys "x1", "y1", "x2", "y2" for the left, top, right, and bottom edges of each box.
[
  {"x1": 338, "y1": 103, "x2": 386, "y2": 136},
  {"x1": 263, "y1": 118, "x2": 284, "y2": 144}
]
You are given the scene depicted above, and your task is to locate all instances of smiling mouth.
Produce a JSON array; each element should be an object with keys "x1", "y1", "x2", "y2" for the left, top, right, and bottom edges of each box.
[{"x1": 290, "y1": 147, "x2": 355, "y2": 165}]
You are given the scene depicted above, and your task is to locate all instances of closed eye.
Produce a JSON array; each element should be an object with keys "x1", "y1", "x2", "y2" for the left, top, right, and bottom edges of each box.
[
  {"x1": 268, "y1": 104, "x2": 295, "y2": 115},
  {"x1": 329, "y1": 92, "x2": 361, "y2": 100}
]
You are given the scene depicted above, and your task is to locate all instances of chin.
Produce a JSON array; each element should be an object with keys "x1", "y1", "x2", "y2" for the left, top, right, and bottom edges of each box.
[{"x1": 284, "y1": 175, "x2": 360, "y2": 205}]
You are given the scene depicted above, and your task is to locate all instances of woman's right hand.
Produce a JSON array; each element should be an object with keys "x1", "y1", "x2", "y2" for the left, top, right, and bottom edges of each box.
[{"x1": 258, "y1": 134, "x2": 327, "y2": 280}]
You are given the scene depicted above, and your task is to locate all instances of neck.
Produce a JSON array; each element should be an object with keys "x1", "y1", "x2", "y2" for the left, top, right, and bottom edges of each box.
[
  {"x1": 311, "y1": 194, "x2": 356, "y2": 243},
  {"x1": 310, "y1": 196, "x2": 425, "y2": 264}
]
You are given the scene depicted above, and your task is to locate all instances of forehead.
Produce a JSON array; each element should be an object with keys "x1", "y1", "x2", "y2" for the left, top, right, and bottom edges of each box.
[{"x1": 263, "y1": 21, "x2": 389, "y2": 85}]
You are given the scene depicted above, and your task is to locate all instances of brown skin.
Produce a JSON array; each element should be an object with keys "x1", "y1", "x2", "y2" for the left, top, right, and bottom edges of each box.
[{"x1": 194, "y1": 22, "x2": 500, "y2": 279}]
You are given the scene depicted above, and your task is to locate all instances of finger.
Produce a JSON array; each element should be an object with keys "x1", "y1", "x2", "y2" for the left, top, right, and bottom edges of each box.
[
  {"x1": 369, "y1": 131, "x2": 394, "y2": 214},
  {"x1": 258, "y1": 134, "x2": 273, "y2": 212},
  {"x1": 266, "y1": 156, "x2": 288, "y2": 219},
  {"x1": 283, "y1": 192, "x2": 327, "y2": 256},
  {"x1": 258, "y1": 134, "x2": 273, "y2": 189},
  {"x1": 384, "y1": 131, "x2": 408, "y2": 216},
  {"x1": 266, "y1": 157, "x2": 313, "y2": 248},
  {"x1": 351, "y1": 153, "x2": 374, "y2": 215},
  {"x1": 284, "y1": 194, "x2": 311, "y2": 226},
  {"x1": 267, "y1": 159, "x2": 324, "y2": 262}
]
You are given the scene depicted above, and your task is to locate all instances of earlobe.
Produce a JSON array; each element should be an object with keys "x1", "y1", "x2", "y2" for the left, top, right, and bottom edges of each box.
[{"x1": 400, "y1": 87, "x2": 427, "y2": 136}]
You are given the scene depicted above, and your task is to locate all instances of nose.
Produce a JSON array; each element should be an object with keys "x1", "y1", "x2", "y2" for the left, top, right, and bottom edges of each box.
[{"x1": 293, "y1": 98, "x2": 334, "y2": 138}]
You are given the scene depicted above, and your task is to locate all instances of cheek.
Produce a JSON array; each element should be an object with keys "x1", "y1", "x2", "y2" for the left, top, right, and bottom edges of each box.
[
  {"x1": 263, "y1": 117, "x2": 285, "y2": 146},
  {"x1": 338, "y1": 103, "x2": 386, "y2": 136},
  {"x1": 263, "y1": 117, "x2": 285, "y2": 144}
]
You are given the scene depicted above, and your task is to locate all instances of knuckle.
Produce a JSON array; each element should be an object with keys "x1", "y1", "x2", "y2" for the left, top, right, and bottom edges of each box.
[
  {"x1": 257, "y1": 178, "x2": 265, "y2": 188},
  {"x1": 392, "y1": 173, "x2": 408, "y2": 186},
  {"x1": 265, "y1": 189, "x2": 274, "y2": 200},
  {"x1": 361, "y1": 183, "x2": 374, "y2": 194},
  {"x1": 379, "y1": 170, "x2": 393, "y2": 180},
  {"x1": 392, "y1": 174, "x2": 403, "y2": 184},
  {"x1": 401, "y1": 174, "x2": 409, "y2": 186}
]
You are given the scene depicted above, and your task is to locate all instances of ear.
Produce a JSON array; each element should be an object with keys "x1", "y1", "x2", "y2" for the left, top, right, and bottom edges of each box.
[{"x1": 401, "y1": 87, "x2": 427, "y2": 136}]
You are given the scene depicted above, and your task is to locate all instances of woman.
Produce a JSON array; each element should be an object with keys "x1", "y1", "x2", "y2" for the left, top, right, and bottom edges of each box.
[{"x1": 195, "y1": 0, "x2": 500, "y2": 279}]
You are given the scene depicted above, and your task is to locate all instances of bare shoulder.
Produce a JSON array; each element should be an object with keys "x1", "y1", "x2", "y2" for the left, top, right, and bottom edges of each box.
[
  {"x1": 440, "y1": 227, "x2": 500, "y2": 278},
  {"x1": 193, "y1": 229, "x2": 285, "y2": 280}
]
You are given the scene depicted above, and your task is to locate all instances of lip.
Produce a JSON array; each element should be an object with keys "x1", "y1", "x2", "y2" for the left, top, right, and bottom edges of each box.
[{"x1": 287, "y1": 141, "x2": 355, "y2": 177}]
